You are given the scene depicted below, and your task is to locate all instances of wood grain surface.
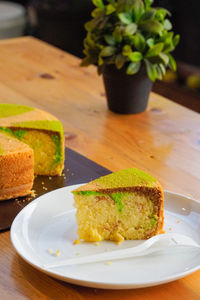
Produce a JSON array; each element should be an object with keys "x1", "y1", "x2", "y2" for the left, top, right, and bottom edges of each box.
[{"x1": 0, "y1": 37, "x2": 200, "y2": 300}]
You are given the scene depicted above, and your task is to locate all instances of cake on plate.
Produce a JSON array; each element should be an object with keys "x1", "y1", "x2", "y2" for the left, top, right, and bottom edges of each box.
[
  {"x1": 0, "y1": 132, "x2": 34, "y2": 200},
  {"x1": 0, "y1": 103, "x2": 64, "y2": 176},
  {"x1": 72, "y1": 168, "x2": 164, "y2": 243}
]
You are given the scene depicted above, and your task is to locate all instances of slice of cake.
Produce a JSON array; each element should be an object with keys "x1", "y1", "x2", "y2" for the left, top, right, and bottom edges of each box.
[
  {"x1": 0, "y1": 103, "x2": 64, "y2": 175},
  {"x1": 72, "y1": 168, "x2": 164, "y2": 243},
  {"x1": 0, "y1": 132, "x2": 34, "y2": 201}
]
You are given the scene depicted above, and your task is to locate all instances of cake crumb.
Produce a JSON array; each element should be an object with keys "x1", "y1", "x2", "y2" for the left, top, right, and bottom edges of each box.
[
  {"x1": 73, "y1": 239, "x2": 81, "y2": 245},
  {"x1": 55, "y1": 250, "x2": 60, "y2": 257},
  {"x1": 48, "y1": 248, "x2": 53, "y2": 255},
  {"x1": 105, "y1": 248, "x2": 110, "y2": 252},
  {"x1": 42, "y1": 181, "x2": 44, "y2": 185},
  {"x1": 106, "y1": 261, "x2": 112, "y2": 266},
  {"x1": 116, "y1": 240, "x2": 123, "y2": 245},
  {"x1": 49, "y1": 176, "x2": 52, "y2": 180},
  {"x1": 30, "y1": 190, "x2": 36, "y2": 197},
  {"x1": 94, "y1": 242, "x2": 100, "y2": 246},
  {"x1": 168, "y1": 227, "x2": 172, "y2": 231},
  {"x1": 43, "y1": 186, "x2": 48, "y2": 190},
  {"x1": 177, "y1": 220, "x2": 181, "y2": 224},
  {"x1": 64, "y1": 176, "x2": 66, "y2": 179}
]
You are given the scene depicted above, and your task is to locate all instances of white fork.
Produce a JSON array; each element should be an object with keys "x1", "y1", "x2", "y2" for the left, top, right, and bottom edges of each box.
[{"x1": 44, "y1": 233, "x2": 200, "y2": 269}]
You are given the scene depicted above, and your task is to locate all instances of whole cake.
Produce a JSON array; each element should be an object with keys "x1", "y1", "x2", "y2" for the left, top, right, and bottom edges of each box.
[
  {"x1": 72, "y1": 168, "x2": 164, "y2": 243},
  {"x1": 0, "y1": 103, "x2": 64, "y2": 176},
  {"x1": 0, "y1": 132, "x2": 34, "y2": 200}
]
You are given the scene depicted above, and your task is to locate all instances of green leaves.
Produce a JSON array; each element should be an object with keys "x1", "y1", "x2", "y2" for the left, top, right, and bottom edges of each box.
[
  {"x1": 168, "y1": 53, "x2": 177, "y2": 71},
  {"x1": 145, "y1": 43, "x2": 164, "y2": 58},
  {"x1": 158, "y1": 52, "x2": 169, "y2": 65},
  {"x1": 146, "y1": 38, "x2": 154, "y2": 48},
  {"x1": 140, "y1": 19, "x2": 163, "y2": 34},
  {"x1": 130, "y1": 33, "x2": 145, "y2": 52},
  {"x1": 115, "y1": 54, "x2": 126, "y2": 69},
  {"x1": 144, "y1": 0, "x2": 154, "y2": 8},
  {"x1": 92, "y1": 0, "x2": 104, "y2": 9},
  {"x1": 104, "y1": 35, "x2": 116, "y2": 46},
  {"x1": 142, "y1": 9, "x2": 156, "y2": 21},
  {"x1": 159, "y1": 63, "x2": 166, "y2": 76},
  {"x1": 81, "y1": 57, "x2": 94, "y2": 67},
  {"x1": 91, "y1": 8, "x2": 104, "y2": 18},
  {"x1": 100, "y1": 46, "x2": 116, "y2": 57},
  {"x1": 132, "y1": 0, "x2": 145, "y2": 22},
  {"x1": 113, "y1": 26, "x2": 123, "y2": 43},
  {"x1": 122, "y1": 45, "x2": 132, "y2": 56},
  {"x1": 129, "y1": 52, "x2": 143, "y2": 62},
  {"x1": 106, "y1": 4, "x2": 116, "y2": 15},
  {"x1": 124, "y1": 23, "x2": 137, "y2": 36},
  {"x1": 163, "y1": 19, "x2": 172, "y2": 30},
  {"x1": 126, "y1": 62, "x2": 141, "y2": 75},
  {"x1": 144, "y1": 59, "x2": 157, "y2": 81},
  {"x1": 161, "y1": 32, "x2": 175, "y2": 52},
  {"x1": 155, "y1": 8, "x2": 170, "y2": 21},
  {"x1": 81, "y1": 0, "x2": 179, "y2": 82},
  {"x1": 173, "y1": 34, "x2": 180, "y2": 47},
  {"x1": 98, "y1": 56, "x2": 104, "y2": 66},
  {"x1": 118, "y1": 12, "x2": 132, "y2": 24}
]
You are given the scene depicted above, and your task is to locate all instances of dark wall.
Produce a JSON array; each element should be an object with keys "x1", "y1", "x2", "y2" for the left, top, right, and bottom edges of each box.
[
  {"x1": 1, "y1": 0, "x2": 200, "y2": 66},
  {"x1": 156, "y1": 0, "x2": 200, "y2": 66},
  {"x1": 1, "y1": 0, "x2": 29, "y2": 4}
]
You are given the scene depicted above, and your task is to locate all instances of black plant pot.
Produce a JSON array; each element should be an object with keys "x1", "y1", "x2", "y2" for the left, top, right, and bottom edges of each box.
[{"x1": 103, "y1": 65, "x2": 153, "y2": 114}]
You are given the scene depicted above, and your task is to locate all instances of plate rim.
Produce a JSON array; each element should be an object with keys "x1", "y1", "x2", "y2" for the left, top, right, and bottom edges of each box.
[{"x1": 10, "y1": 185, "x2": 200, "y2": 289}]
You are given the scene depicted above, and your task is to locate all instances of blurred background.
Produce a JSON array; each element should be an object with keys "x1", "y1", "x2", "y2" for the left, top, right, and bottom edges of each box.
[{"x1": 0, "y1": 0, "x2": 199, "y2": 112}]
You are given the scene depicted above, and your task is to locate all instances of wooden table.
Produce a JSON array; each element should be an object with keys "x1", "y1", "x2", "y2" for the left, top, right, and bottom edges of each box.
[{"x1": 0, "y1": 37, "x2": 200, "y2": 300}]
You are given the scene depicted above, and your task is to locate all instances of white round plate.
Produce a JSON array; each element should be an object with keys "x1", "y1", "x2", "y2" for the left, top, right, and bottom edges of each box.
[{"x1": 10, "y1": 184, "x2": 200, "y2": 289}]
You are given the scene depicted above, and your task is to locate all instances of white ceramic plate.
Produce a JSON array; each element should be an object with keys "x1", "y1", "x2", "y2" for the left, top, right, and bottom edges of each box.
[{"x1": 10, "y1": 184, "x2": 200, "y2": 289}]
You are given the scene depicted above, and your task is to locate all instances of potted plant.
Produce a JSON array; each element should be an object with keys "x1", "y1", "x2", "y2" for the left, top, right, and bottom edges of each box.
[{"x1": 81, "y1": 0, "x2": 180, "y2": 114}]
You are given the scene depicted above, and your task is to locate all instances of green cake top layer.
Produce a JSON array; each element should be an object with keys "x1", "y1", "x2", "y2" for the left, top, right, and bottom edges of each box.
[
  {"x1": 0, "y1": 103, "x2": 34, "y2": 118},
  {"x1": 73, "y1": 168, "x2": 159, "y2": 194},
  {"x1": 0, "y1": 103, "x2": 64, "y2": 166},
  {"x1": 12, "y1": 120, "x2": 63, "y2": 134},
  {"x1": 0, "y1": 143, "x2": 3, "y2": 155},
  {"x1": 0, "y1": 103, "x2": 64, "y2": 136},
  {"x1": 94, "y1": 168, "x2": 157, "y2": 188}
]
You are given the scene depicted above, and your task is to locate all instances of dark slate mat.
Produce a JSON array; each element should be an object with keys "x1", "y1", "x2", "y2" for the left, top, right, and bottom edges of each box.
[{"x1": 0, "y1": 148, "x2": 111, "y2": 231}]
